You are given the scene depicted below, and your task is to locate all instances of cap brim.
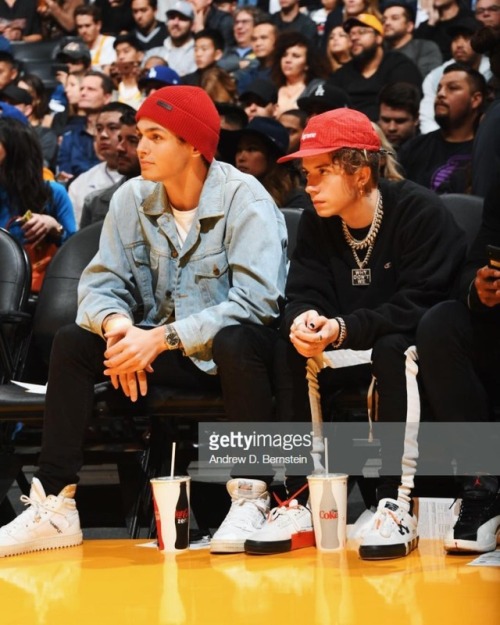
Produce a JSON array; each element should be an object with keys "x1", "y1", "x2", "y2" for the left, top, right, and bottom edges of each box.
[{"x1": 277, "y1": 146, "x2": 339, "y2": 163}]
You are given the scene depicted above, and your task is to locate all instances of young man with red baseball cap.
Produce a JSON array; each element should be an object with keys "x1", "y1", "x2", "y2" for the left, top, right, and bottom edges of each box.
[
  {"x1": 240, "y1": 108, "x2": 467, "y2": 560},
  {"x1": 0, "y1": 86, "x2": 287, "y2": 558}
]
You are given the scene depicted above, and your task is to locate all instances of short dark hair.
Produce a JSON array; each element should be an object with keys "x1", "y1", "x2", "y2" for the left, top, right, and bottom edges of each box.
[
  {"x1": 378, "y1": 82, "x2": 421, "y2": 118},
  {"x1": 113, "y1": 33, "x2": 144, "y2": 51},
  {"x1": 132, "y1": 0, "x2": 157, "y2": 8},
  {"x1": 99, "y1": 102, "x2": 136, "y2": 116},
  {"x1": 194, "y1": 28, "x2": 225, "y2": 51},
  {"x1": 279, "y1": 108, "x2": 308, "y2": 128},
  {"x1": 120, "y1": 110, "x2": 137, "y2": 126},
  {"x1": 0, "y1": 51, "x2": 15, "y2": 66},
  {"x1": 84, "y1": 69, "x2": 114, "y2": 94},
  {"x1": 74, "y1": 4, "x2": 102, "y2": 22},
  {"x1": 381, "y1": 1, "x2": 416, "y2": 23},
  {"x1": 443, "y1": 62, "x2": 487, "y2": 96}
]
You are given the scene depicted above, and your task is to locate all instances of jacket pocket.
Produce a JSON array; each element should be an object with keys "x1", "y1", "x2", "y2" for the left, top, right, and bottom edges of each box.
[{"x1": 194, "y1": 251, "x2": 229, "y2": 305}]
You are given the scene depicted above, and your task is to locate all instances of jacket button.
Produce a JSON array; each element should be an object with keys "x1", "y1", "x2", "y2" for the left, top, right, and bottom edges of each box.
[
  {"x1": 171, "y1": 250, "x2": 178, "y2": 258},
  {"x1": 213, "y1": 266, "x2": 220, "y2": 276}
]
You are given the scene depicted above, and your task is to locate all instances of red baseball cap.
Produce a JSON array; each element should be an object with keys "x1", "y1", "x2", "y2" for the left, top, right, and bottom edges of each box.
[{"x1": 277, "y1": 108, "x2": 381, "y2": 163}]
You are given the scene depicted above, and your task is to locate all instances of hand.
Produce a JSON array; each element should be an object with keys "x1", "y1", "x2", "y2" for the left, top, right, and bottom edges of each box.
[
  {"x1": 289, "y1": 310, "x2": 340, "y2": 358},
  {"x1": 22, "y1": 213, "x2": 60, "y2": 245},
  {"x1": 103, "y1": 325, "x2": 165, "y2": 401},
  {"x1": 475, "y1": 266, "x2": 500, "y2": 307}
]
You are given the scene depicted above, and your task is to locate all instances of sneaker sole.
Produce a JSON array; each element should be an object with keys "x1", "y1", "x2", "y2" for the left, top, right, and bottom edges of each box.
[
  {"x1": 359, "y1": 536, "x2": 419, "y2": 560},
  {"x1": 444, "y1": 537, "x2": 498, "y2": 553},
  {"x1": 0, "y1": 531, "x2": 83, "y2": 558},
  {"x1": 244, "y1": 530, "x2": 315, "y2": 555},
  {"x1": 210, "y1": 540, "x2": 245, "y2": 554}
]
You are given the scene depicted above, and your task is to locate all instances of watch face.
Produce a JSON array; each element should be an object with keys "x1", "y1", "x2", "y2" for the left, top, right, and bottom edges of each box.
[{"x1": 166, "y1": 332, "x2": 180, "y2": 348}]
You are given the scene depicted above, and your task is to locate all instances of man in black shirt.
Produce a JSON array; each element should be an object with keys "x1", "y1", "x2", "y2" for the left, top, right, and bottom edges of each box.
[
  {"x1": 328, "y1": 13, "x2": 422, "y2": 121},
  {"x1": 399, "y1": 63, "x2": 486, "y2": 193},
  {"x1": 240, "y1": 108, "x2": 466, "y2": 560}
]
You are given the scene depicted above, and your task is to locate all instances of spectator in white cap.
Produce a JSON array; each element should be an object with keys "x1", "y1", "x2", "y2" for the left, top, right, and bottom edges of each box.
[{"x1": 143, "y1": 0, "x2": 197, "y2": 76}]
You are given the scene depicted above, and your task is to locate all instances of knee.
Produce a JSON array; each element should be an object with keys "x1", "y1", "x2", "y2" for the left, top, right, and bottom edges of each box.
[
  {"x1": 416, "y1": 301, "x2": 468, "y2": 360},
  {"x1": 212, "y1": 324, "x2": 278, "y2": 368},
  {"x1": 371, "y1": 333, "x2": 410, "y2": 366}
]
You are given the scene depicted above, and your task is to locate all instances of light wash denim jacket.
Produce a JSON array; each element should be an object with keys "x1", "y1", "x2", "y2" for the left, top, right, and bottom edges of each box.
[{"x1": 77, "y1": 160, "x2": 288, "y2": 373}]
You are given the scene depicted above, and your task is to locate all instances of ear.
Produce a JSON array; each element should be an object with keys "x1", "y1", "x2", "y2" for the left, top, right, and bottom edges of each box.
[
  {"x1": 214, "y1": 49, "x2": 223, "y2": 62},
  {"x1": 470, "y1": 90, "x2": 484, "y2": 111}
]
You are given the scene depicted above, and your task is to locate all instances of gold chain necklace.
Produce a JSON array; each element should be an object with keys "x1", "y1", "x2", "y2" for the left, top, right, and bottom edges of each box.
[{"x1": 341, "y1": 190, "x2": 383, "y2": 286}]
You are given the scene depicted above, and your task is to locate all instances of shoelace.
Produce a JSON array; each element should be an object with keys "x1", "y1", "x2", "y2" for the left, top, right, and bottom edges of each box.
[
  {"x1": 218, "y1": 497, "x2": 268, "y2": 530},
  {"x1": 267, "y1": 484, "x2": 311, "y2": 529},
  {"x1": 6, "y1": 494, "x2": 63, "y2": 531}
]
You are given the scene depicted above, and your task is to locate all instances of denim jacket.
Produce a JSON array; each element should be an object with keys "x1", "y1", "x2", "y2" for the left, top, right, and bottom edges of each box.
[{"x1": 77, "y1": 160, "x2": 288, "y2": 373}]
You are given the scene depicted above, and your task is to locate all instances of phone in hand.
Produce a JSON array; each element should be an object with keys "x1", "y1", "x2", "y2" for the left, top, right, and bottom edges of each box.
[{"x1": 486, "y1": 244, "x2": 500, "y2": 270}]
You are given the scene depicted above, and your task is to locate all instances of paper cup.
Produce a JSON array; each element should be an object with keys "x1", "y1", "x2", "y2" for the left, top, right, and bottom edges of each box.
[
  {"x1": 308, "y1": 473, "x2": 348, "y2": 552},
  {"x1": 150, "y1": 476, "x2": 191, "y2": 552}
]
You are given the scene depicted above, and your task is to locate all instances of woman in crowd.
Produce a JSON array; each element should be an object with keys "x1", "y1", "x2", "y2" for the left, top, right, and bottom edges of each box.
[
  {"x1": 219, "y1": 116, "x2": 310, "y2": 208},
  {"x1": 0, "y1": 119, "x2": 76, "y2": 250},
  {"x1": 326, "y1": 25, "x2": 353, "y2": 72},
  {"x1": 270, "y1": 32, "x2": 330, "y2": 118},
  {"x1": 16, "y1": 74, "x2": 59, "y2": 173}
]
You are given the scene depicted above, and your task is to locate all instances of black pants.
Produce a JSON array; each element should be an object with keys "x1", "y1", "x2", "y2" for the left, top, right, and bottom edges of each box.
[
  {"x1": 274, "y1": 333, "x2": 419, "y2": 506},
  {"x1": 37, "y1": 323, "x2": 279, "y2": 495},
  {"x1": 417, "y1": 300, "x2": 500, "y2": 481},
  {"x1": 417, "y1": 300, "x2": 500, "y2": 421}
]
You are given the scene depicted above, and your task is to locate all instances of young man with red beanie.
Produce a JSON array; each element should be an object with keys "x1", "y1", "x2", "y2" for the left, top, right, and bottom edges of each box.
[{"x1": 0, "y1": 86, "x2": 287, "y2": 558}]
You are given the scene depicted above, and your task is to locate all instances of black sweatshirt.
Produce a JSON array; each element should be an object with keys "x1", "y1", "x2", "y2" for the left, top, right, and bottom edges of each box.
[{"x1": 284, "y1": 179, "x2": 467, "y2": 350}]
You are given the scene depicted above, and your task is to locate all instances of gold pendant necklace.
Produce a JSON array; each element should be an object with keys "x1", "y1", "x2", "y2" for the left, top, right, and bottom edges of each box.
[{"x1": 342, "y1": 190, "x2": 383, "y2": 286}]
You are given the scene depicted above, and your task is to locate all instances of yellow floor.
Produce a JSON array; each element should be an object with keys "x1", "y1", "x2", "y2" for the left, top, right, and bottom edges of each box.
[{"x1": 1, "y1": 539, "x2": 498, "y2": 625}]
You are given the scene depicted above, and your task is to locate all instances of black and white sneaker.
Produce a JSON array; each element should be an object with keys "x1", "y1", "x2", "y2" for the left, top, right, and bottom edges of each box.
[
  {"x1": 359, "y1": 498, "x2": 418, "y2": 560},
  {"x1": 444, "y1": 475, "x2": 500, "y2": 554}
]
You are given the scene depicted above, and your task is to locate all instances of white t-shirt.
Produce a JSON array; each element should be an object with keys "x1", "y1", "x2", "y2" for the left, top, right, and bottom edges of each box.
[
  {"x1": 171, "y1": 206, "x2": 197, "y2": 246},
  {"x1": 91, "y1": 34, "x2": 117, "y2": 70}
]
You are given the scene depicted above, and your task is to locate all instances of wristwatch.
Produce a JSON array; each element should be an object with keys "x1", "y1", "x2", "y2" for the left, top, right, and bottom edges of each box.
[{"x1": 164, "y1": 324, "x2": 181, "y2": 350}]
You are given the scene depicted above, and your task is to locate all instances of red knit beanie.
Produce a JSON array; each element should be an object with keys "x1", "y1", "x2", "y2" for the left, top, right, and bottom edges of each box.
[{"x1": 136, "y1": 86, "x2": 221, "y2": 162}]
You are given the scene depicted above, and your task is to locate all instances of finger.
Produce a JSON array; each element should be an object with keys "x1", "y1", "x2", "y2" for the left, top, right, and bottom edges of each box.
[
  {"x1": 127, "y1": 373, "x2": 138, "y2": 402},
  {"x1": 137, "y1": 370, "x2": 148, "y2": 397},
  {"x1": 110, "y1": 373, "x2": 119, "y2": 390},
  {"x1": 119, "y1": 374, "x2": 130, "y2": 398}
]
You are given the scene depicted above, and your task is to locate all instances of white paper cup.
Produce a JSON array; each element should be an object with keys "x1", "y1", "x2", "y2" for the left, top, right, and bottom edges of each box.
[
  {"x1": 308, "y1": 473, "x2": 348, "y2": 552},
  {"x1": 150, "y1": 476, "x2": 191, "y2": 552}
]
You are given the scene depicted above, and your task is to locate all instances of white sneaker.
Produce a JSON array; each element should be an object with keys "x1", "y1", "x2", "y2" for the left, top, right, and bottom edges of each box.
[
  {"x1": 245, "y1": 499, "x2": 315, "y2": 555},
  {"x1": 210, "y1": 479, "x2": 270, "y2": 553},
  {"x1": 0, "y1": 478, "x2": 83, "y2": 558},
  {"x1": 359, "y1": 498, "x2": 418, "y2": 560}
]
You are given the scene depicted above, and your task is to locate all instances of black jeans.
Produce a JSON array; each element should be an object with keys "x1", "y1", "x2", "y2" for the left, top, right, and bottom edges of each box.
[{"x1": 37, "y1": 323, "x2": 279, "y2": 495}]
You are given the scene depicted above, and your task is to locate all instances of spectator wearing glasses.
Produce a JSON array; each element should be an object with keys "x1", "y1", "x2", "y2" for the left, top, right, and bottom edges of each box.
[
  {"x1": 328, "y1": 14, "x2": 422, "y2": 121},
  {"x1": 218, "y1": 7, "x2": 261, "y2": 75},
  {"x1": 474, "y1": 0, "x2": 500, "y2": 29}
]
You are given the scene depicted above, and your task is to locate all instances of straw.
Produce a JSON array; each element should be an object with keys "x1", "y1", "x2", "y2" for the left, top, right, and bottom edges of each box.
[
  {"x1": 324, "y1": 436, "x2": 329, "y2": 475},
  {"x1": 170, "y1": 441, "x2": 176, "y2": 479}
]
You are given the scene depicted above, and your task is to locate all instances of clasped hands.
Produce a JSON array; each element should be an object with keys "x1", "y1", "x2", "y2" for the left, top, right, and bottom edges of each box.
[
  {"x1": 103, "y1": 316, "x2": 165, "y2": 402},
  {"x1": 290, "y1": 310, "x2": 340, "y2": 358}
]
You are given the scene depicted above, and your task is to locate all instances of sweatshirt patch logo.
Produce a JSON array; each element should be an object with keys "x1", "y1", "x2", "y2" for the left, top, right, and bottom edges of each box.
[{"x1": 384, "y1": 262, "x2": 392, "y2": 269}]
